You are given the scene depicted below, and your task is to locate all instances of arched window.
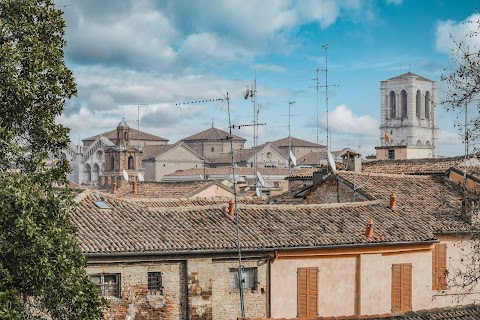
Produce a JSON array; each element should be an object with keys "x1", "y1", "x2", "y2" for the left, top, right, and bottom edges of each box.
[
  {"x1": 417, "y1": 140, "x2": 422, "y2": 146},
  {"x1": 401, "y1": 90, "x2": 407, "y2": 118},
  {"x1": 389, "y1": 91, "x2": 396, "y2": 118},
  {"x1": 425, "y1": 91, "x2": 430, "y2": 119},
  {"x1": 416, "y1": 90, "x2": 421, "y2": 118},
  {"x1": 128, "y1": 156, "x2": 134, "y2": 170},
  {"x1": 92, "y1": 163, "x2": 99, "y2": 182},
  {"x1": 211, "y1": 147, "x2": 214, "y2": 152},
  {"x1": 111, "y1": 156, "x2": 115, "y2": 171},
  {"x1": 425, "y1": 140, "x2": 431, "y2": 147},
  {"x1": 124, "y1": 132, "x2": 128, "y2": 141},
  {"x1": 85, "y1": 164, "x2": 91, "y2": 182}
]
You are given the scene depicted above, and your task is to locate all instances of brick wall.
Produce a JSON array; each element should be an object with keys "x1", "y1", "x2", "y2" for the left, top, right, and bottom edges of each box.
[
  {"x1": 87, "y1": 261, "x2": 187, "y2": 320},
  {"x1": 87, "y1": 256, "x2": 268, "y2": 320},
  {"x1": 306, "y1": 178, "x2": 367, "y2": 204}
]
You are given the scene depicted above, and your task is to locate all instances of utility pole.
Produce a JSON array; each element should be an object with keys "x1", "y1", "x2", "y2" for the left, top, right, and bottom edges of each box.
[
  {"x1": 288, "y1": 101, "x2": 296, "y2": 175},
  {"x1": 322, "y1": 41, "x2": 336, "y2": 153}
]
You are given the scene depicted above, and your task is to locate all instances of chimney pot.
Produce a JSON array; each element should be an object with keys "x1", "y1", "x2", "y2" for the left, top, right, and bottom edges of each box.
[
  {"x1": 389, "y1": 193, "x2": 397, "y2": 209},
  {"x1": 365, "y1": 219, "x2": 374, "y2": 238},
  {"x1": 228, "y1": 199, "x2": 234, "y2": 216},
  {"x1": 112, "y1": 182, "x2": 117, "y2": 194},
  {"x1": 132, "y1": 180, "x2": 138, "y2": 193}
]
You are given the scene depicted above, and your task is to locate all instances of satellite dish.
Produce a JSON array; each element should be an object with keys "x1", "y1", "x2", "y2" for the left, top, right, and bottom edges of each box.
[
  {"x1": 137, "y1": 172, "x2": 144, "y2": 182},
  {"x1": 327, "y1": 151, "x2": 336, "y2": 172},
  {"x1": 243, "y1": 85, "x2": 250, "y2": 100},
  {"x1": 257, "y1": 171, "x2": 266, "y2": 187},
  {"x1": 122, "y1": 169, "x2": 129, "y2": 181}
]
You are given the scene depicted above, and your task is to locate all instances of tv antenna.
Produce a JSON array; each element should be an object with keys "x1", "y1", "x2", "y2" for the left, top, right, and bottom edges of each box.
[
  {"x1": 175, "y1": 93, "x2": 246, "y2": 317},
  {"x1": 243, "y1": 72, "x2": 265, "y2": 188},
  {"x1": 136, "y1": 104, "x2": 147, "y2": 150},
  {"x1": 321, "y1": 41, "x2": 338, "y2": 153},
  {"x1": 280, "y1": 101, "x2": 298, "y2": 175}
]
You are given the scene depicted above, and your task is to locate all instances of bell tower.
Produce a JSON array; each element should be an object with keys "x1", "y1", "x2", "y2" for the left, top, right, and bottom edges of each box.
[{"x1": 376, "y1": 72, "x2": 437, "y2": 160}]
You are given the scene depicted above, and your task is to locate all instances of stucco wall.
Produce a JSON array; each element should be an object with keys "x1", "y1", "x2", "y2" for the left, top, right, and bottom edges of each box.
[
  {"x1": 194, "y1": 184, "x2": 233, "y2": 198},
  {"x1": 270, "y1": 256, "x2": 357, "y2": 318}
]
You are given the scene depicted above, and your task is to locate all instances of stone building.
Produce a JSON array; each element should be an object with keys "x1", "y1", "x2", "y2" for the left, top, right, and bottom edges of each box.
[
  {"x1": 180, "y1": 126, "x2": 246, "y2": 159},
  {"x1": 376, "y1": 72, "x2": 438, "y2": 160}
]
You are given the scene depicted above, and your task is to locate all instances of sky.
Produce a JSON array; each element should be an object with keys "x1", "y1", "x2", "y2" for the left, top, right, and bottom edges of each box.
[{"x1": 55, "y1": 0, "x2": 479, "y2": 157}]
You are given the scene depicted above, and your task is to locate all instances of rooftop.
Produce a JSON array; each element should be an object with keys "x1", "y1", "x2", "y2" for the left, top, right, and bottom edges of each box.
[
  {"x1": 271, "y1": 136, "x2": 325, "y2": 148},
  {"x1": 181, "y1": 127, "x2": 246, "y2": 142},
  {"x1": 73, "y1": 193, "x2": 436, "y2": 255},
  {"x1": 387, "y1": 72, "x2": 433, "y2": 82},
  {"x1": 83, "y1": 127, "x2": 168, "y2": 143},
  {"x1": 361, "y1": 156, "x2": 465, "y2": 175}
]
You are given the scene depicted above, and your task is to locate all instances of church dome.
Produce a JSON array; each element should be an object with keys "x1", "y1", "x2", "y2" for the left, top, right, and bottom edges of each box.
[{"x1": 118, "y1": 119, "x2": 128, "y2": 127}]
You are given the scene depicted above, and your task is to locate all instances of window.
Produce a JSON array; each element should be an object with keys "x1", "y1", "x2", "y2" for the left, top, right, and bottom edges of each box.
[
  {"x1": 416, "y1": 90, "x2": 421, "y2": 118},
  {"x1": 128, "y1": 156, "x2": 134, "y2": 170},
  {"x1": 211, "y1": 147, "x2": 215, "y2": 152},
  {"x1": 425, "y1": 91, "x2": 431, "y2": 119},
  {"x1": 148, "y1": 272, "x2": 163, "y2": 293},
  {"x1": 111, "y1": 156, "x2": 115, "y2": 170},
  {"x1": 391, "y1": 264, "x2": 412, "y2": 312},
  {"x1": 229, "y1": 267, "x2": 257, "y2": 290},
  {"x1": 297, "y1": 267, "x2": 318, "y2": 317},
  {"x1": 401, "y1": 90, "x2": 407, "y2": 118},
  {"x1": 388, "y1": 149, "x2": 395, "y2": 160},
  {"x1": 93, "y1": 200, "x2": 110, "y2": 209},
  {"x1": 432, "y1": 244, "x2": 447, "y2": 290},
  {"x1": 389, "y1": 91, "x2": 396, "y2": 118},
  {"x1": 90, "y1": 274, "x2": 121, "y2": 298}
]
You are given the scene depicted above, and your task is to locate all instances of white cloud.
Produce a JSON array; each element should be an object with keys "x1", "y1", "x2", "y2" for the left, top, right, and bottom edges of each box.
[
  {"x1": 385, "y1": 0, "x2": 403, "y2": 6},
  {"x1": 435, "y1": 14, "x2": 480, "y2": 55},
  {"x1": 319, "y1": 105, "x2": 378, "y2": 136}
]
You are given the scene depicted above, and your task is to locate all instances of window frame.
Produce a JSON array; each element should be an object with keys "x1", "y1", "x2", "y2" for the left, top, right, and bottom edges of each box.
[
  {"x1": 388, "y1": 149, "x2": 395, "y2": 160},
  {"x1": 229, "y1": 267, "x2": 257, "y2": 290},
  {"x1": 90, "y1": 273, "x2": 121, "y2": 298},
  {"x1": 148, "y1": 271, "x2": 163, "y2": 294}
]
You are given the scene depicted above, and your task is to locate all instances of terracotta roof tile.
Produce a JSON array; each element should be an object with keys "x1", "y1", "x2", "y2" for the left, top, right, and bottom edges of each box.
[
  {"x1": 83, "y1": 127, "x2": 168, "y2": 143},
  {"x1": 73, "y1": 194, "x2": 436, "y2": 255},
  {"x1": 115, "y1": 181, "x2": 221, "y2": 198},
  {"x1": 362, "y1": 157, "x2": 465, "y2": 175},
  {"x1": 181, "y1": 127, "x2": 246, "y2": 142},
  {"x1": 327, "y1": 171, "x2": 471, "y2": 233},
  {"x1": 164, "y1": 167, "x2": 304, "y2": 177},
  {"x1": 271, "y1": 136, "x2": 325, "y2": 148}
]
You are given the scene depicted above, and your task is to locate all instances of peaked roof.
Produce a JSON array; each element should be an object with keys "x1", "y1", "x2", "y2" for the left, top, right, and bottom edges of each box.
[
  {"x1": 181, "y1": 127, "x2": 246, "y2": 142},
  {"x1": 115, "y1": 180, "x2": 232, "y2": 198},
  {"x1": 83, "y1": 127, "x2": 168, "y2": 143},
  {"x1": 141, "y1": 142, "x2": 204, "y2": 161},
  {"x1": 208, "y1": 142, "x2": 286, "y2": 164},
  {"x1": 387, "y1": 72, "x2": 433, "y2": 82},
  {"x1": 271, "y1": 137, "x2": 325, "y2": 148},
  {"x1": 73, "y1": 193, "x2": 436, "y2": 255}
]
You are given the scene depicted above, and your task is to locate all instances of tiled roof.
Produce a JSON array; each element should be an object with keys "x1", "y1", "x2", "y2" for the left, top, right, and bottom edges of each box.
[
  {"x1": 164, "y1": 167, "x2": 303, "y2": 177},
  {"x1": 268, "y1": 184, "x2": 311, "y2": 205},
  {"x1": 181, "y1": 127, "x2": 246, "y2": 142},
  {"x1": 387, "y1": 72, "x2": 433, "y2": 82},
  {"x1": 326, "y1": 171, "x2": 471, "y2": 233},
  {"x1": 115, "y1": 181, "x2": 226, "y2": 198},
  {"x1": 362, "y1": 156, "x2": 465, "y2": 175},
  {"x1": 208, "y1": 143, "x2": 286, "y2": 164},
  {"x1": 297, "y1": 151, "x2": 329, "y2": 166},
  {"x1": 271, "y1": 136, "x2": 325, "y2": 148},
  {"x1": 286, "y1": 167, "x2": 324, "y2": 180},
  {"x1": 141, "y1": 145, "x2": 175, "y2": 160},
  {"x1": 73, "y1": 194, "x2": 436, "y2": 254},
  {"x1": 242, "y1": 304, "x2": 480, "y2": 319},
  {"x1": 119, "y1": 196, "x2": 267, "y2": 208},
  {"x1": 83, "y1": 127, "x2": 168, "y2": 143}
]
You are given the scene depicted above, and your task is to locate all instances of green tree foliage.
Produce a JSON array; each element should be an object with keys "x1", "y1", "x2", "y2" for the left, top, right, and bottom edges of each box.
[{"x1": 0, "y1": 0, "x2": 104, "y2": 318}]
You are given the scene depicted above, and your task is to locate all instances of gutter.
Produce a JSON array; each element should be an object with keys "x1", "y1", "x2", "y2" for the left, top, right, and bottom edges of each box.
[{"x1": 84, "y1": 239, "x2": 438, "y2": 259}]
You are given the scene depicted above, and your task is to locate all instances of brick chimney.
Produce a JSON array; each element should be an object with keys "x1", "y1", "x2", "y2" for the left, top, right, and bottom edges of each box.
[
  {"x1": 132, "y1": 180, "x2": 138, "y2": 194},
  {"x1": 228, "y1": 199, "x2": 234, "y2": 216},
  {"x1": 112, "y1": 182, "x2": 117, "y2": 194},
  {"x1": 365, "y1": 219, "x2": 374, "y2": 238},
  {"x1": 389, "y1": 193, "x2": 396, "y2": 210}
]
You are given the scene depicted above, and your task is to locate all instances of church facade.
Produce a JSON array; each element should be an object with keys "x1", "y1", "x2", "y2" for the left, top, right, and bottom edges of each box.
[{"x1": 376, "y1": 72, "x2": 437, "y2": 160}]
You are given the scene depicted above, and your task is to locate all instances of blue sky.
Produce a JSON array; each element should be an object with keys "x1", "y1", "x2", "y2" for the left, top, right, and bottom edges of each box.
[{"x1": 57, "y1": 0, "x2": 478, "y2": 157}]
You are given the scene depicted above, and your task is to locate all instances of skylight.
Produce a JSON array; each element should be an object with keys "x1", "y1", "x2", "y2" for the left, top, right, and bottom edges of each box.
[{"x1": 93, "y1": 200, "x2": 111, "y2": 209}]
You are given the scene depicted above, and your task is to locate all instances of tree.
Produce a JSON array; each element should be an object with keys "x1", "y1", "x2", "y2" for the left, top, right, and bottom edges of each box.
[{"x1": 0, "y1": 0, "x2": 104, "y2": 318}]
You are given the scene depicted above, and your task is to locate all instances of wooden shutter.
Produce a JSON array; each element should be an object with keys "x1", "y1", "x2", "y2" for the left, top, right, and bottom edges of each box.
[
  {"x1": 392, "y1": 264, "x2": 412, "y2": 312},
  {"x1": 433, "y1": 244, "x2": 447, "y2": 290},
  {"x1": 297, "y1": 267, "x2": 318, "y2": 317}
]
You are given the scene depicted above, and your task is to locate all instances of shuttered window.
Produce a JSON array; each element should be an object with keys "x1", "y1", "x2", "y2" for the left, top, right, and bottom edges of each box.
[
  {"x1": 432, "y1": 244, "x2": 447, "y2": 290},
  {"x1": 391, "y1": 264, "x2": 412, "y2": 313},
  {"x1": 297, "y1": 267, "x2": 318, "y2": 317}
]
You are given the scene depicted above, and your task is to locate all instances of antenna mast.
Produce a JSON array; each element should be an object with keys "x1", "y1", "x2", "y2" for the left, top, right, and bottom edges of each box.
[
  {"x1": 288, "y1": 101, "x2": 296, "y2": 175},
  {"x1": 322, "y1": 41, "x2": 335, "y2": 152}
]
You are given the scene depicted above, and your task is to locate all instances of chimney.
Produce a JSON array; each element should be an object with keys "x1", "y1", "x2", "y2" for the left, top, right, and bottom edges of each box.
[
  {"x1": 132, "y1": 180, "x2": 138, "y2": 194},
  {"x1": 228, "y1": 199, "x2": 234, "y2": 216},
  {"x1": 365, "y1": 219, "x2": 374, "y2": 238},
  {"x1": 112, "y1": 182, "x2": 117, "y2": 194},
  {"x1": 389, "y1": 193, "x2": 396, "y2": 210}
]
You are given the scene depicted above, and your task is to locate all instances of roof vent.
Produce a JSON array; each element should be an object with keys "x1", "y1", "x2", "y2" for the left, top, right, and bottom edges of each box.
[
  {"x1": 389, "y1": 193, "x2": 396, "y2": 210},
  {"x1": 365, "y1": 219, "x2": 374, "y2": 238}
]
